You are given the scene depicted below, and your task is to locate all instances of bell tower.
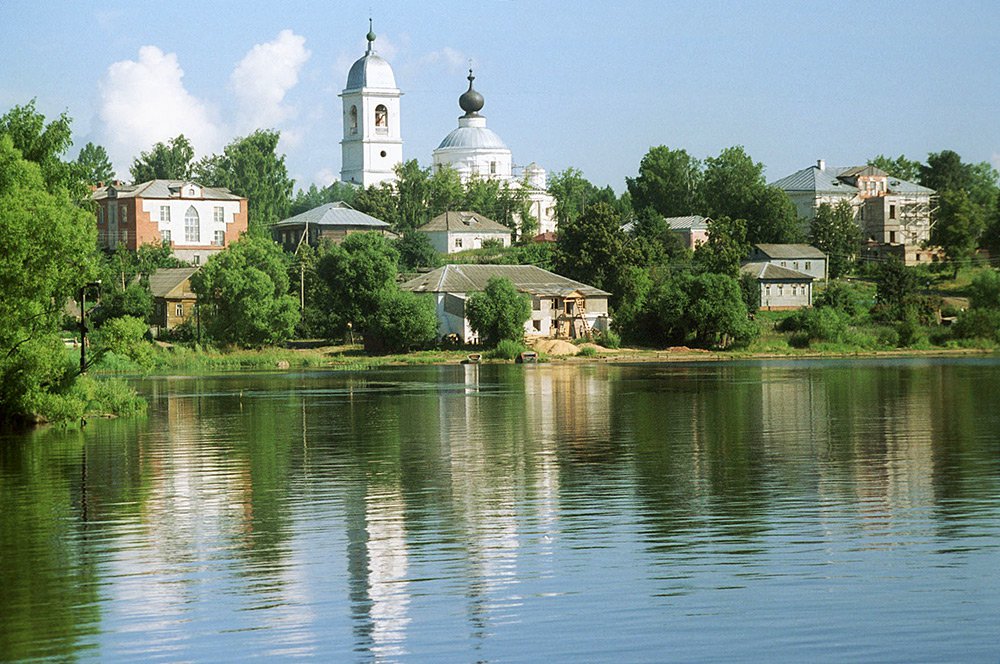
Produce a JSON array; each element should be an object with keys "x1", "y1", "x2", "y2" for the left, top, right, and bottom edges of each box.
[{"x1": 340, "y1": 21, "x2": 403, "y2": 187}]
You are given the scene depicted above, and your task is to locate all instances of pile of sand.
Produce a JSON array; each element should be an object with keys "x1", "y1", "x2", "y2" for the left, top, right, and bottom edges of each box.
[{"x1": 532, "y1": 339, "x2": 581, "y2": 356}]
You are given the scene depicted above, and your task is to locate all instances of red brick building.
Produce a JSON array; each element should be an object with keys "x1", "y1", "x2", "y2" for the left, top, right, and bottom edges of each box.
[{"x1": 93, "y1": 180, "x2": 248, "y2": 265}]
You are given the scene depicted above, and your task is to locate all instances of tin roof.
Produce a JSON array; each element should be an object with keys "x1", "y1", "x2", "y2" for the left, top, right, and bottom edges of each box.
[
  {"x1": 622, "y1": 215, "x2": 710, "y2": 234},
  {"x1": 272, "y1": 202, "x2": 390, "y2": 229},
  {"x1": 417, "y1": 211, "x2": 511, "y2": 234},
  {"x1": 753, "y1": 243, "x2": 827, "y2": 259},
  {"x1": 770, "y1": 166, "x2": 859, "y2": 194},
  {"x1": 740, "y1": 262, "x2": 814, "y2": 281},
  {"x1": 401, "y1": 264, "x2": 610, "y2": 297},
  {"x1": 92, "y1": 180, "x2": 243, "y2": 201}
]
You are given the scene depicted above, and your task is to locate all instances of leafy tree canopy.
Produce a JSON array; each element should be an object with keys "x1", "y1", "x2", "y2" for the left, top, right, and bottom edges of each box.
[
  {"x1": 130, "y1": 134, "x2": 194, "y2": 182},
  {"x1": 365, "y1": 289, "x2": 439, "y2": 353},
  {"x1": 551, "y1": 167, "x2": 630, "y2": 228},
  {"x1": 190, "y1": 234, "x2": 299, "y2": 347},
  {"x1": 395, "y1": 230, "x2": 441, "y2": 271},
  {"x1": 316, "y1": 232, "x2": 400, "y2": 335},
  {"x1": 932, "y1": 189, "x2": 985, "y2": 276},
  {"x1": 555, "y1": 201, "x2": 639, "y2": 302},
  {"x1": 693, "y1": 215, "x2": 750, "y2": 278},
  {"x1": 75, "y1": 142, "x2": 115, "y2": 186},
  {"x1": 0, "y1": 134, "x2": 100, "y2": 421},
  {"x1": 868, "y1": 154, "x2": 922, "y2": 182},
  {"x1": 290, "y1": 180, "x2": 357, "y2": 216},
  {"x1": 194, "y1": 130, "x2": 293, "y2": 232},
  {"x1": 0, "y1": 99, "x2": 79, "y2": 196},
  {"x1": 626, "y1": 146, "x2": 703, "y2": 219},
  {"x1": 809, "y1": 201, "x2": 859, "y2": 279},
  {"x1": 465, "y1": 277, "x2": 531, "y2": 347}
]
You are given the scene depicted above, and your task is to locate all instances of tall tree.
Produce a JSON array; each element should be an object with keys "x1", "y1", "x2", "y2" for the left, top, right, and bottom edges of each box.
[
  {"x1": 0, "y1": 100, "x2": 78, "y2": 195},
  {"x1": 194, "y1": 130, "x2": 293, "y2": 232},
  {"x1": 316, "y1": 232, "x2": 400, "y2": 335},
  {"x1": 702, "y1": 146, "x2": 766, "y2": 223},
  {"x1": 130, "y1": 135, "x2": 194, "y2": 182},
  {"x1": 868, "y1": 154, "x2": 922, "y2": 182},
  {"x1": 693, "y1": 216, "x2": 750, "y2": 278},
  {"x1": 190, "y1": 234, "x2": 299, "y2": 347},
  {"x1": 75, "y1": 142, "x2": 115, "y2": 186},
  {"x1": 626, "y1": 146, "x2": 703, "y2": 218},
  {"x1": 0, "y1": 134, "x2": 100, "y2": 422},
  {"x1": 290, "y1": 180, "x2": 357, "y2": 216},
  {"x1": 555, "y1": 202, "x2": 637, "y2": 301},
  {"x1": 932, "y1": 189, "x2": 985, "y2": 277},
  {"x1": 809, "y1": 201, "x2": 859, "y2": 278},
  {"x1": 750, "y1": 186, "x2": 802, "y2": 244}
]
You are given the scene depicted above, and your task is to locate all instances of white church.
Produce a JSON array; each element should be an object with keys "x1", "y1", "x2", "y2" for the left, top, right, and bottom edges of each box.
[{"x1": 338, "y1": 24, "x2": 557, "y2": 236}]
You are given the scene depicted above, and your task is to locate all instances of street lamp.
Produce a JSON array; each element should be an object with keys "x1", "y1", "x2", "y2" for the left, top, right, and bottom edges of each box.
[{"x1": 79, "y1": 280, "x2": 102, "y2": 374}]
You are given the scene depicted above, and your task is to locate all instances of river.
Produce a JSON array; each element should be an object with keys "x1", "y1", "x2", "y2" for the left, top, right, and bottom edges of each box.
[{"x1": 1, "y1": 359, "x2": 999, "y2": 661}]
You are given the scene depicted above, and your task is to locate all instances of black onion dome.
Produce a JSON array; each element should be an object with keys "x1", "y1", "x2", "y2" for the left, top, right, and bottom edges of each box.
[{"x1": 459, "y1": 69, "x2": 485, "y2": 116}]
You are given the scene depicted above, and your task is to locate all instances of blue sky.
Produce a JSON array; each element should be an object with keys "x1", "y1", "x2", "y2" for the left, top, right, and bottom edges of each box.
[{"x1": 2, "y1": 1, "x2": 998, "y2": 192}]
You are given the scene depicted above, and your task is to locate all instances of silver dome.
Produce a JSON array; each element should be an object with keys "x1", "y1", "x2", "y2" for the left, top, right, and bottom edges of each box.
[
  {"x1": 345, "y1": 52, "x2": 397, "y2": 90},
  {"x1": 436, "y1": 126, "x2": 508, "y2": 150}
]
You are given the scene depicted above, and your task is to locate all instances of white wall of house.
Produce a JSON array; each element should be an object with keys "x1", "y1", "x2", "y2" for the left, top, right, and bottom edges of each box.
[
  {"x1": 766, "y1": 257, "x2": 826, "y2": 281},
  {"x1": 760, "y1": 281, "x2": 812, "y2": 309}
]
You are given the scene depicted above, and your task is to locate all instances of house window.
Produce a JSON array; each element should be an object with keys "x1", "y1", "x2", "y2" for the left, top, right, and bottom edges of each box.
[
  {"x1": 793, "y1": 261, "x2": 799, "y2": 270},
  {"x1": 490, "y1": 161, "x2": 497, "y2": 174},
  {"x1": 532, "y1": 297, "x2": 541, "y2": 310},
  {"x1": 120, "y1": 205, "x2": 128, "y2": 225},
  {"x1": 455, "y1": 237, "x2": 463, "y2": 249},
  {"x1": 193, "y1": 255, "x2": 200, "y2": 265},
  {"x1": 161, "y1": 229, "x2": 171, "y2": 244},
  {"x1": 185, "y1": 206, "x2": 200, "y2": 242},
  {"x1": 781, "y1": 261, "x2": 787, "y2": 267},
  {"x1": 532, "y1": 320, "x2": 542, "y2": 331},
  {"x1": 213, "y1": 230, "x2": 225, "y2": 246},
  {"x1": 214, "y1": 206, "x2": 224, "y2": 224},
  {"x1": 160, "y1": 205, "x2": 171, "y2": 223},
  {"x1": 350, "y1": 105, "x2": 358, "y2": 134},
  {"x1": 375, "y1": 104, "x2": 388, "y2": 134},
  {"x1": 777, "y1": 285, "x2": 784, "y2": 296},
  {"x1": 765, "y1": 285, "x2": 771, "y2": 297},
  {"x1": 805, "y1": 261, "x2": 811, "y2": 271},
  {"x1": 98, "y1": 208, "x2": 104, "y2": 225},
  {"x1": 175, "y1": 303, "x2": 183, "y2": 317},
  {"x1": 565, "y1": 300, "x2": 575, "y2": 315},
  {"x1": 889, "y1": 204, "x2": 897, "y2": 220},
  {"x1": 889, "y1": 231, "x2": 897, "y2": 244}
]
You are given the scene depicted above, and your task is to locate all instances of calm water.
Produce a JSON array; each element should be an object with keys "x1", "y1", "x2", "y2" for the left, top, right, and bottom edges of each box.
[{"x1": 2, "y1": 359, "x2": 1000, "y2": 662}]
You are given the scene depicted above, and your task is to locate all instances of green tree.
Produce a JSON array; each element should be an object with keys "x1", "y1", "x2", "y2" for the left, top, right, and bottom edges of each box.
[
  {"x1": 873, "y1": 257, "x2": 919, "y2": 322},
  {"x1": 290, "y1": 180, "x2": 357, "y2": 215},
  {"x1": 194, "y1": 130, "x2": 293, "y2": 232},
  {"x1": 352, "y1": 181, "x2": 399, "y2": 228},
  {"x1": 693, "y1": 215, "x2": 750, "y2": 278},
  {"x1": 75, "y1": 142, "x2": 115, "y2": 186},
  {"x1": 465, "y1": 277, "x2": 531, "y2": 347},
  {"x1": 626, "y1": 146, "x2": 703, "y2": 218},
  {"x1": 555, "y1": 202, "x2": 638, "y2": 300},
  {"x1": 868, "y1": 154, "x2": 922, "y2": 182},
  {"x1": 933, "y1": 189, "x2": 985, "y2": 276},
  {"x1": 702, "y1": 146, "x2": 765, "y2": 223},
  {"x1": 316, "y1": 232, "x2": 400, "y2": 335},
  {"x1": 0, "y1": 134, "x2": 100, "y2": 422},
  {"x1": 809, "y1": 201, "x2": 859, "y2": 278},
  {"x1": 750, "y1": 186, "x2": 801, "y2": 244},
  {"x1": 90, "y1": 315, "x2": 153, "y2": 369},
  {"x1": 967, "y1": 269, "x2": 1000, "y2": 310},
  {"x1": 0, "y1": 100, "x2": 78, "y2": 196},
  {"x1": 130, "y1": 134, "x2": 194, "y2": 182},
  {"x1": 395, "y1": 231, "x2": 441, "y2": 271},
  {"x1": 365, "y1": 290, "x2": 439, "y2": 353},
  {"x1": 191, "y1": 234, "x2": 299, "y2": 347}
]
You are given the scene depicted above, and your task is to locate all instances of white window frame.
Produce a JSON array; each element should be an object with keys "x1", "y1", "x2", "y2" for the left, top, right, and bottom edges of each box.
[
  {"x1": 161, "y1": 229, "x2": 171, "y2": 244},
  {"x1": 185, "y1": 206, "x2": 200, "y2": 243},
  {"x1": 214, "y1": 206, "x2": 224, "y2": 224},
  {"x1": 160, "y1": 205, "x2": 171, "y2": 223},
  {"x1": 213, "y1": 230, "x2": 225, "y2": 246}
]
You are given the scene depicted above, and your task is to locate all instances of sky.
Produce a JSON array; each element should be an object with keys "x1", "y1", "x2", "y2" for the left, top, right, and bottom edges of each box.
[{"x1": 2, "y1": 1, "x2": 999, "y2": 193}]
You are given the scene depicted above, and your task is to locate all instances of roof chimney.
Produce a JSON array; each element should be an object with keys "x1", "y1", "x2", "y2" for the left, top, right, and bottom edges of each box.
[{"x1": 817, "y1": 159, "x2": 826, "y2": 171}]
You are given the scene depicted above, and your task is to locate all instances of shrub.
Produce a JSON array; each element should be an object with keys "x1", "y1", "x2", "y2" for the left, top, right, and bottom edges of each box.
[
  {"x1": 364, "y1": 290, "x2": 439, "y2": 354},
  {"x1": 466, "y1": 277, "x2": 531, "y2": 347},
  {"x1": 815, "y1": 281, "x2": 870, "y2": 318},
  {"x1": 597, "y1": 329, "x2": 621, "y2": 349},
  {"x1": 486, "y1": 339, "x2": 526, "y2": 360},
  {"x1": 577, "y1": 346, "x2": 598, "y2": 358},
  {"x1": 952, "y1": 308, "x2": 1000, "y2": 342},
  {"x1": 968, "y1": 270, "x2": 1000, "y2": 310},
  {"x1": 90, "y1": 316, "x2": 154, "y2": 369}
]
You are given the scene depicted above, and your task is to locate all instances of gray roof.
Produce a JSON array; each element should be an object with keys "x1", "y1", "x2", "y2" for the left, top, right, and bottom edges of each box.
[
  {"x1": 770, "y1": 166, "x2": 860, "y2": 194},
  {"x1": 92, "y1": 180, "x2": 244, "y2": 201},
  {"x1": 435, "y1": 126, "x2": 508, "y2": 151},
  {"x1": 740, "y1": 262, "x2": 813, "y2": 281},
  {"x1": 417, "y1": 211, "x2": 511, "y2": 234},
  {"x1": 401, "y1": 264, "x2": 610, "y2": 298},
  {"x1": 753, "y1": 243, "x2": 827, "y2": 259},
  {"x1": 148, "y1": 267, "x2": 200, "y2": 298},
  {"x1": 273, "y1": 202, "x2": 390, "y2": 229},
  {"x1": 771, "y1": 165, "x2": 933, "y2": 196},
  {"x1": 621, "y1": 215, "x2": 710, "y2": 234},
  {"x1": 345, "y1": 52, "x2": 396, "y2": 90}
]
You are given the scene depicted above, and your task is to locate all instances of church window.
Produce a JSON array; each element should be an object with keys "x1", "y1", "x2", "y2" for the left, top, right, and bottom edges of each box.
[
  {"x1": 185, "y1": 205, "x2": 200, "y2": 242},
  {"x1": 375, "y1": 104, "x2": 388, "y2": 134},
  {"x1": 380, "y1": 150, "x2": 387, "y2": 158},
  {"x1": 349, "y1": 106, "x2": 358, "y2": 134}
]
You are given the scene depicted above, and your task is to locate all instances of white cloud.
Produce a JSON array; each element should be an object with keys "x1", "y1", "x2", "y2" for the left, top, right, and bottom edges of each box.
[
  {"x1": 419, "y1": 47, "x2": 469, "y2": 75},
  {"x1": 98, "y1": 46, "x2": 222, "y2": 174},
  {"x1": 229, "y1": 29, "x2": 311, "y2": 132},
  {"x1": 315, "y1": 168, "x2": 338, "y2": 187},
  {"x1": 992, "y1": 152, "x2": 1000, "y2": 172}
]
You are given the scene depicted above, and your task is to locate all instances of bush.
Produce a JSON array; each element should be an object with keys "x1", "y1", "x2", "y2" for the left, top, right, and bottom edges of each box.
[
  {"x1": 364, "y1": 290, "x2": 439, "y2": 354},
  {"x1": 780, "y1": 307, "x2": 848, "y2": 343},
  {"x1": 952, "y1": 308, "x2": 1000, "y2": 342},
  {"x1": 90, "y1": 316, "x2": 154, "y2": 369},
  {"x1": 486, "y1": 339, "x2": 526, "y2": 360},
  {"x1": 466, "y1": 277, "x2": 531, "y2": 347},
  {"x1": 968, "y1": 270, "x2": 1000, "y2": 310},
  {"x1": 815, "y1": 281, "x2": 870, "y2": 318},
  {"x1": 577, "y1": 345, "x2": 598, "y2": 358},
  {"x1": 597, "y1": 329, "x2": 621, "y2": 349}
]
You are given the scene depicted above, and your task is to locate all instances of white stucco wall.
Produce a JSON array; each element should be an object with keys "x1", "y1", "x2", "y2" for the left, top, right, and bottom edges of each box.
[{"x1": 760, "y1": 281, "x2": 812, "y2": 309}]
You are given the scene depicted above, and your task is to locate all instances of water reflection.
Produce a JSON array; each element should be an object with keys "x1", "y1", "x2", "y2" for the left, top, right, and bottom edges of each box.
[{"x1": 1, "y1": 359, "x2": 999, "y2": 661}]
